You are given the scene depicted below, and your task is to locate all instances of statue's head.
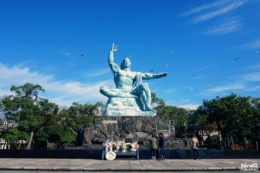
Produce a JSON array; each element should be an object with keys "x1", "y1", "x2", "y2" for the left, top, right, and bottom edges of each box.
[{"x1": 120, "y1": 57, "x2": 131, "y2": 69}]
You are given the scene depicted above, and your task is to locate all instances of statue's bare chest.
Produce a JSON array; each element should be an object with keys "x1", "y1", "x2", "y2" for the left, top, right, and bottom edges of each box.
[{"x1": 119, "y1": 71, "x2": 136, "y2": 79}]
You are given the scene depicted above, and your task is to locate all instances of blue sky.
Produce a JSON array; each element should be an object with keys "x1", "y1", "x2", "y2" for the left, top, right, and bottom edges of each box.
[{"x1": 0, "y1": 0, "x2": 260, "y2": 110}]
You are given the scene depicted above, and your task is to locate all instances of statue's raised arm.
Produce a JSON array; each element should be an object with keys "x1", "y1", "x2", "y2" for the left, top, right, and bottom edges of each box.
[
  {"x1": 108, "y1": 43, "x2": 120, "y2": 74},
  {"x1": 141, "y1": 72, "x2": 168, "y2": 80}
]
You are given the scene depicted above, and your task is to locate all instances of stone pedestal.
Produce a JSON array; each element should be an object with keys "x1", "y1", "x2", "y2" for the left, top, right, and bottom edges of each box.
[
  {"x1": 104, "y1": 98, "x2": 156, "y2": 116},
  {"x1": 82, "y1": 116, "x2": 188, "y2": 149}
]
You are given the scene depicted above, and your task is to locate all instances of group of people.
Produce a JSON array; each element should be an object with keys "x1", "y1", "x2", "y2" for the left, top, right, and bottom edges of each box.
[
  {"x1": 149, "y1": 133, "x2": 200, "y2": 160},
  {"x1": 149, "y1": 133, "x2": 165, "y2": 160}
]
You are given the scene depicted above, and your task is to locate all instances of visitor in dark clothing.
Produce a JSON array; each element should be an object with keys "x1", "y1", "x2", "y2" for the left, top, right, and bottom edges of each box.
[{"x1": 158, "y1": 133, "x2": 165, "y2": 160}]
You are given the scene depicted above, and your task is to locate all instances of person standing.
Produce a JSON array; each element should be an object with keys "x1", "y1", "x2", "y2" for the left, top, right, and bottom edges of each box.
[
  {"x1": 190, "y1": 134, "x2": 200, "y2": 160},
  {"x1": 158, "y1": 133, "x2": 165, "y2": 160},
  {"x1": 149, "y1": 134, "x2": 158, "y2": 160}
]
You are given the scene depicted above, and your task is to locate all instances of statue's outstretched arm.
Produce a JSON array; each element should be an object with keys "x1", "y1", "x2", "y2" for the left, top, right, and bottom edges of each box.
[
  {"x1": 141, "y1": 72, "x2": 168, "y2": 80},
  {"x1": 108, "y1": 43, "x2": 119, "y2": 73}
]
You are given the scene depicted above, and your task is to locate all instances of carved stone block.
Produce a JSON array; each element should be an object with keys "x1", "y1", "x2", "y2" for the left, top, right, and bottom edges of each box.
[{"x1": 81, "y1": 116, "x2": 192, "y2": 149}]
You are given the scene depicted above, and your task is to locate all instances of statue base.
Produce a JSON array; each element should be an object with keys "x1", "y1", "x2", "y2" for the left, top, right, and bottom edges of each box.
[
  {"x1": 104, "y1": 98, "x2": 156, "y2": 116},
  {"x1": 82, "y1": 116, "x2": 191, "y2": 149}
]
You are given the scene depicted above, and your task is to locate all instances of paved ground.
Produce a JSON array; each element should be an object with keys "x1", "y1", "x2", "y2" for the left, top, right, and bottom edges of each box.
[
  {"x1": 0, "y1": 158, "x2": 259, "y2": 172},
  {"x1": 0, "y1": 170, "x2": 248, "y2": 173}
]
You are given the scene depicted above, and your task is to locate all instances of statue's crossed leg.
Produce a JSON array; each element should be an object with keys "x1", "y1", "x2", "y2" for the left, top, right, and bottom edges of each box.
[{"x1": 100, "y1": 83, "x2": 155, "y2": 112}]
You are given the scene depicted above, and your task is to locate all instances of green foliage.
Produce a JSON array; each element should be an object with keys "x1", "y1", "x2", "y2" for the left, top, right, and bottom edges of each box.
[
  {"x1": 1, "y1": 128, "x2": 29, "y2": 149},
  {"x1": 193, "y1": 93, "x2": 260, "y2": 148},
  {"x1": 2, "y1": 83, "x2": 45, "y2": 130},
  {"x1": 126, "y1": 144, "x2": 132, "y2": 152},
  {"x1": 205, "y1": 136, "x2": 221, "y2": 149},
  {"x1": 161, "y1": 106, "x2": 189, "y2": 137},
  {"x1": 151, "y1": 92, "x2": 190, "y2": 137},
  {"x1": 151, "y1": 92, "x2": 166, "y2": 115},
  {"x1": 48, "y1": 125, "x2": 75, "y2": 144},
  {"x1": 1, "y1": 83, "x2": 259, "y2": 150},
  {"x1": 1, "y1": 83, "x2": 46, "y2": 149}
]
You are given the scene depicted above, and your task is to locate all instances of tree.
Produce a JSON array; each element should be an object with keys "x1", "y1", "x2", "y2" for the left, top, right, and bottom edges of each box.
[
  {"x1": 161, "y1": 106, "x2": 189, "y2": 137},
  {"x1": 33, "y1": 98, "x2": 59, "y2": 148},
  {"x1": 0, "y1": 128, "x2": 2, "y2": 139},
  {"x1": 1, "y1": 83, "x2": 45, "y2": 149},
  {"x1": 150, "y1": 93, "x2": 190, "y2": 137},
  {"x1": 68, "y1": 101, "x2": 104, "y2": 129},
  {"x1": 197, "y1": 93, "x2": 258, "y2": 148},
  {"x1": 41, "y1": 101, "x2": 104, "y2": 148},
  {"x1": 187, "y1": 107, "x2": 207, "y2": 144},
  {"x1": 151, "y1": 93, "x2": 166, "y2": 115},
  {"x1": 205, "y1": 135, "x2": 221, "y2": 149},
  {"x1": 250, "y1": 98, "x2": 260, "y2": 144},
  {"x1": 2, "y1": 128, "x2": 29, "y2": 149}
]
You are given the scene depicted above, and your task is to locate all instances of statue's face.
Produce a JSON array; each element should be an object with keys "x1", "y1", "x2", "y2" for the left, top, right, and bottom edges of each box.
[{"x1": 121, "y1": 58, "x2": 131, "y2": 68}]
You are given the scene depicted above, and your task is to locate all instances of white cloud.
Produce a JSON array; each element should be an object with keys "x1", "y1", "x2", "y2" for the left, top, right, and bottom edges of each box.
[
  {"x1": 204, "y1": 18, "x2": 242, "y2": 35},
  {"x1": 197, "y1": 66, "x2": 209, "y2": 71},
  {"x1": 203, "y1": 65, "x2": 260, "y2": 95},
  {"x1": 181, "y1": 99, "x2": 190, "y2": 103},
  {"x1": 164, "y1": 89, "x2": 175, "y2": 93},
  {"x1": 0, "y1": 89, "x2": 11, "y2": 97},
  {"x1": 186, "y1": 86, "x2": 194, "y2": 90},
  {"x1": 245, "y1": 85, "x2": 260, "y2": 91},
  {"x1": 192, "y1": 73, "x2": 215, "y2": 80},
  {"x1": 59, "y1": 48, "x2": 70, "y2": 56},
  {"x1": 205, "y1": 83, "x2": 245, "y2": 94},
  {"x1": 240, "y1": 39, "x2": 260, "y2": 50},
  {"x1": 243, "y1": 64, "x2": 260, "y2": 70},
  {"x1": 193, "y1": 1, "x2": 247, "y2": 23},
  {"x1": 192, "y1": 75, "x2": 207, "y2": 80},
  {"x1": 166, "y1": 100, "x2": 199, "y2": 110},
  {"x1": 0, "y1": 63, "x2": 53, "y2": 85},
  {"x1": 242, "y1": 72, "x2": 260, "y2": 82},
  {"x1": 0, "y1": 63, "x2": 113, "y2": 107},
  {"x1": 177, "y1": 104, "x2": 199, "y2": 110},
  {"x1": 181, "y1": 0, "x2": 230, "y2": 17},
  {"x1": 84, "y1": 68, "x2": 111, "y2": 77}
]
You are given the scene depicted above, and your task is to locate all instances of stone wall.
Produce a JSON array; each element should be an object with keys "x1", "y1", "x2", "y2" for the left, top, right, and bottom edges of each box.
[{"x1": 82, "y1": 116, "x2": 191, "y2": 149}]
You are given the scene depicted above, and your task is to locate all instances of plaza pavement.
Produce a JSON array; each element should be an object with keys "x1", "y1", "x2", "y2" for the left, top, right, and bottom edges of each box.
[{"x1": 0, "y1": 158, "x2": 259, "y2": 172}]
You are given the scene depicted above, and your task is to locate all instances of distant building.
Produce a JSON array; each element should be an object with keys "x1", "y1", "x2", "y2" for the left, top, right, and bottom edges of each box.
[{"x1": 0, "y1": 120, "x2": 18, "y2": 130}]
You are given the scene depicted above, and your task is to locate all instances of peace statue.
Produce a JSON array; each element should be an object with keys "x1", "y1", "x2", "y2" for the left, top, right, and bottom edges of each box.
[{"x1": 100, "y1": 43, "x2": 168, "y2": 116}]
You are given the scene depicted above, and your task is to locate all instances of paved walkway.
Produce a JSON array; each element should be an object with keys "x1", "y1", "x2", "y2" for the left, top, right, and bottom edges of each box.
[{"x1": 0, "y1": 158, "x2": 259, "y2": 171}]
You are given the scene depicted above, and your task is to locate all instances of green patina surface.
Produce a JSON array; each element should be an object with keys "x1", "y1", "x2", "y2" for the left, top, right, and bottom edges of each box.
[{"x1": 100, "y1": 44, "x2": 168, "y2": 116}]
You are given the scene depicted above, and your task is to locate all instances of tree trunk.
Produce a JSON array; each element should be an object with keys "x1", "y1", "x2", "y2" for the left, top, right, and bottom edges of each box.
[
  {"x1": 218, "y1": 131, "x2": 222, "y2": 141},
  {"x1": 26, "y1": 131, "x2": 34, "y2": 149},
  {"x1": 3, "y1": 141, "x2": 7, "y2": 150},
  {"x1": 227, "y1": 133, "x2": 230, "y2": 147},
  {"x1": 17, "y1": 140, "x2": 22, "y2": 149},
  {"x1": 244, "y1": 137, "x2": 247, "y2": 144}
]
